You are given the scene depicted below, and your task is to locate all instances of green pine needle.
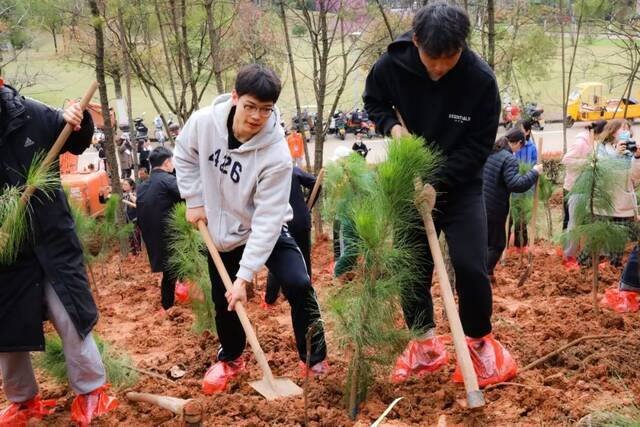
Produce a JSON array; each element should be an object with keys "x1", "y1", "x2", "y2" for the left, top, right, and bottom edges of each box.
[
  {"x1": 167, "y1": 203, "x2": 216, "y2": 334},
  {"x1": 0, "y1": 151, "x2": 60, "y2": 265},
  {"x1": 35, "y1": 334, "x2": 138, "y2": 389}
]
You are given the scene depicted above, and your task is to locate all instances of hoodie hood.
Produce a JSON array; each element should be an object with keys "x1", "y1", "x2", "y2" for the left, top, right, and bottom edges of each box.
[
  {"x1": 387, "y1": 31, "x2": 471, "y2": 83},
  {"x1": 210, "y1": 93, "x2": 284, "y2": 153}
]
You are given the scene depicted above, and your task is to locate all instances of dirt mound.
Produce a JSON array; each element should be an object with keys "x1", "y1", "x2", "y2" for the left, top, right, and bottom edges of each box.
[{"x1": 2, "y1": 240, "x2": 639, "y2": 426}]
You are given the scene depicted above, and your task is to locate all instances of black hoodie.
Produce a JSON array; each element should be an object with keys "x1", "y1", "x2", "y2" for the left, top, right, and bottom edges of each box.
[{"x1": 363, "y1": 32, "x2": 500, "y2": 192}]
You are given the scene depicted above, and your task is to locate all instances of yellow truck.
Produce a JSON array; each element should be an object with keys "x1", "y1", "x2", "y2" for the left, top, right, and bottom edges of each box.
[{"x1": 565, "y1": 82, "x2": 640, "y2": 127}]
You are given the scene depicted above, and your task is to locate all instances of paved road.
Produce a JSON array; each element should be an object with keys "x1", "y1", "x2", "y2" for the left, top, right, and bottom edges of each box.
[{"x1": 77, "y1": 121, "x2": 640, "y2": 172}]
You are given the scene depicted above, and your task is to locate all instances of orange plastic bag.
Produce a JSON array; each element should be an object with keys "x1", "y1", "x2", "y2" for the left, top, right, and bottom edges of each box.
[
  {"x1": 202, "y1": 357, "x2": 246, "y2": 394},
  {"x1": 601, "y1": 287, "x2": 640, "y2": 313},
  {"x1": 174, "y1": 281, "x2": 190, "y2": 304},
  {"x1": 391, "y1": 335, "x2": 450, "y2": 383},
  {"x1": 70, "y1": 384, "x2": 118, "y2": 427},
  {"x1": 453, "y1": 334, "x2": 517, "y2": 388},
  {"x1": 0, "y1": 395, "x2": 56, "y2": 426}
]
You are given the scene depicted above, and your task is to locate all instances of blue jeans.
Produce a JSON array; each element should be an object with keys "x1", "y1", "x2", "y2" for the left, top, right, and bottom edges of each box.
[{"x1": 620, "y1": 244, "x2": 640, "y2": 290}]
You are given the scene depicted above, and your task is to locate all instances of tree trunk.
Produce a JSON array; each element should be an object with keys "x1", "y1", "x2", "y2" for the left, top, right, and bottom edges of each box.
[
  {"x1": 51, "y1": 28, "x2": 58, "y2": 53},
  {"x1": 560, "y1": 0, "x2": 568, "y2": 153},
  {"x1": 375, "y1": 0, "x2": 395, "y2": 42},
  {"x1": 112, "y1": 70, "x2": 122, "y2": 99},
  {"x1": 88, "y1": 0, "x2": 129, "y2": 257},
  {"x1": 156, "y1": 0, "x2": 181, "y2": 124},
  {"x1": 278, "y1": 0, "x2": 310, "y2": 167},
  {"x1": 487, "y1": 0, "x2": 495, "y2": 70},
  {"x1": 180, "y1": 0, "x2": 199, "y2": 113},
  {"x1": 592, "y1": 252, "x2": 599, "y2": 313},
  {"x1": 117, "y1": 4, "x2": 138, "y2": 176}
]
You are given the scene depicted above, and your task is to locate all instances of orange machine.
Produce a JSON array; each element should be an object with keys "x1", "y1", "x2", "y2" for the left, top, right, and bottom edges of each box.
[{"x1": 62, "y1": 170, "x2": 110, "y2": 217}]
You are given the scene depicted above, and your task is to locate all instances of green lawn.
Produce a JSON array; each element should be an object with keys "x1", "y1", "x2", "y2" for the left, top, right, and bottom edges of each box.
[{"x1": 4, "y1": 30, "x2": 635, "y2": 124}]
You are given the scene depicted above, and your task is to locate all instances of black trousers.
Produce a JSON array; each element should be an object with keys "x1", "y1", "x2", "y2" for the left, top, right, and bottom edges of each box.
[
  {"x1": 487, "y1": 216, "x2": 507, "y2": 276},
  {"x1": 161, "y1": 269, "x2": 177, "y2": 310},
  {"x1": 562, "y1": 189, "x2": 570, "y2": 230},
  {"x1": 266, "y1": 228, "x2": 311, "y2": 303},
  {"x1": 399, "y1": 184, "x2": 492, "y2": 339},
  {"x1": 207, "y1": 230, "x2": 326, "y2": 365}
]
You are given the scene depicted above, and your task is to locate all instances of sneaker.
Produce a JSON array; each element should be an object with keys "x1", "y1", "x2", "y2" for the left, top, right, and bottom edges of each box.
[
  {"x1": 391, "y1": 331, "x2": 449, "y2": 383},
  {"x1": 0, "y1": 395, "x2": 56, "y2": 426},
  {"x1": 70, "y1": 384, "x2": 118, "y2": 427},
  {"x1": 202, "y1": 357, "x2": 246, "y2": 394},
  {"x1": 299, "y1": 360, "x2": 329, "y2": 378}
]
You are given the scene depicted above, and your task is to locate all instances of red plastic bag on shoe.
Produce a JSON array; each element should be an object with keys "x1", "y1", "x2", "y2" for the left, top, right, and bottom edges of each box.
[
  {"x1": 453, "y1": 334, "x2": 517, "y2": 388},
  {"x1": 601, "y1": 287, "x2": 640, "y2": 313},
  {"x1": 391, "y1": 335, "x2": 450, "y2": 383},
  {"x1": 202, "y1": 357, "x2": 246, "y2": 394},
  {"x1": 175, "y1": 281, "x2": 190, "y2": 304},
  {"x1": 0, "y1": 395, "x2": 56, "y2": 426},
  {"x1": 71, "y1": 384, "x2": 118, "y2": 427}
]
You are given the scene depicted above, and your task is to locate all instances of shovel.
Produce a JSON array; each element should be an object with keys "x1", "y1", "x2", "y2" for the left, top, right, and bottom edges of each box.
[
  {"x1": 196, "y1": 220, "x2": 303, "y2": 400},
  {"x1": 414, "y1": 180, "x2": 485, "y2": 409}
]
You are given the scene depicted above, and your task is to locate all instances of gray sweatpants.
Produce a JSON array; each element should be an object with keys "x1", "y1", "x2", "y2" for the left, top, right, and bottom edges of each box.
[{"x1": 0, "y1": 282, "x2": 106, "y2": 403}]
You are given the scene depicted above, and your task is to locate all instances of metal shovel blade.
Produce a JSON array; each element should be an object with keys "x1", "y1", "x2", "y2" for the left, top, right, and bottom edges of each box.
[{"x1": 249, "y1": 377, "x2": 303, "y2": 400}]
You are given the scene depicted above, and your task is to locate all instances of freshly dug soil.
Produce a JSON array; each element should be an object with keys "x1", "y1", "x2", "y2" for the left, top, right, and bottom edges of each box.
[{"x1": 2, "y1": 237, "x2": 639, "y2": 426}]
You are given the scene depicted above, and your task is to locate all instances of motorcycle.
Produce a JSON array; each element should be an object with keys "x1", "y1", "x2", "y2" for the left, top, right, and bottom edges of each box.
[{"x1": 523, "y1": 102, "x2": 545, "y2": 131}]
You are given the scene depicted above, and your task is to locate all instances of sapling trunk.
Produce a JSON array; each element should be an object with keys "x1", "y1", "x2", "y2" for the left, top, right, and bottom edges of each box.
[
  {"x1": 304, "y1": 323, "x2": 318, "y2": 427},
  {"x1": 592, "y1": 251, "x2": 599, "y2": 313}
]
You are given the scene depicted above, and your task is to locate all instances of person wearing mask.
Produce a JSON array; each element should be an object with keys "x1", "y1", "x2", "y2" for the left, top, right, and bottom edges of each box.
[
  {"x1": 483, "y1": 130, "x2": 541, "y2": 281},
  {"x1": 561, "y1": 120, "x2": 607, "y2": 268},
  {"x1": 576, "y1": 119, "x2": 640, "y2": 267},
  {"x1": 363, "y1": 1, "x2": 515, "y2": 386},
  {"x1": 0, "y1": 85, "x2": 117, "y2": 425},
  {"x1": 136, "y1": 147, "x2": 183, "y2": 311}
]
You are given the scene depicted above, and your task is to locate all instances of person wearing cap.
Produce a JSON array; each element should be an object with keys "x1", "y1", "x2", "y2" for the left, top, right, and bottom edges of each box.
[{"x1": 483, "y1": 129, "x2": 541, "y2": 280}]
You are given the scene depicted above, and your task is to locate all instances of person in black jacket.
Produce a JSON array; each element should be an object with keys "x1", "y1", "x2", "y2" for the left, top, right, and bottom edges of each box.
[
  {"x1": 264, "y1": 166, "x2": 319, "y2": 305},
  {"x1": 136, "y1": 147, "x2": 183, "y2": 311},
  {"x1": 364, "y1": 2, "x2": 511, "y2": 385},
  {"x1": 0, "y1": 85, "x2": 116, "y2": 425},
  {"x1": 483, "y1": 129, "x2": 541, "y2": 279}
]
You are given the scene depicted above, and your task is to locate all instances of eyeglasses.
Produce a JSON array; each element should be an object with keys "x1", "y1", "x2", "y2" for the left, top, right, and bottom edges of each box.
[{"x1": 242, "y1": 103, "x2": 274, "y2": 117}]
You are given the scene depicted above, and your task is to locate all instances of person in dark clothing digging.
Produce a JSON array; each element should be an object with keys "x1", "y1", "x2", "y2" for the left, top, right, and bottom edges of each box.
[
  {"x1": 483, "y1": 129, "x2": 541, "y2": 281},
  {"x1": 136, "y1": 146, "x2": 183, "y2": 312},
  {"x1": 363, "y1": 1, "x2": 516, "y2": 386},
  {"x1": 263, "y1": 166, "x2": 320, "y2": 306},
  {"x1": 0, "y1": 84, "x2": 117, "y2": 425}
]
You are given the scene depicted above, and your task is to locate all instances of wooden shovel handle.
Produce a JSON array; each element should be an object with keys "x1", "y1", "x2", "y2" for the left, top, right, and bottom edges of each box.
[
  {"x1": 306, "y1": 168, "x2": 325, "y2": 210},
  {"x1": 21, "y1": 81, "x2": 98, "y2": 204},
  {"x1": 196, "y1": 220, "x2": 277, "y2": 387},
  {"x1": 414, "y1": 180, "x2": 484, "y2": 408}
]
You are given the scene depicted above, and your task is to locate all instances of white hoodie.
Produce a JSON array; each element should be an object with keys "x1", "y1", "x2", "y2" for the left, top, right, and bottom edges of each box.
[{"x1": 174, "y1": 94, "x2": 293, "y2": 282}]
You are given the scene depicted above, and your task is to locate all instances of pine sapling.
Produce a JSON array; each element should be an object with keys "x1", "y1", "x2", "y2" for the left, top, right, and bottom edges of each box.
[
  {"x1": 563, "y1": 153, "x2": 629, "y2": 312},
  {"x1": 326, "y1": 136, "x2": 441, "y2": 419},
  {"x1": 167, "y1": 202, "x2": 216, "y2": 334},
  {"x1": 537, "y1": 174, "x2": 555, "y2": 240}
]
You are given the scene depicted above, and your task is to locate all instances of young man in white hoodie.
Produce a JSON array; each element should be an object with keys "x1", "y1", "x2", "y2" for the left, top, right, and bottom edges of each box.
[{"x1": 174, "y1": 64, "x2": 327, "y2": 393}]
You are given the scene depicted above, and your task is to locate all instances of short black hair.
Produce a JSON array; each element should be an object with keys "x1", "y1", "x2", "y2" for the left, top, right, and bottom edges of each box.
[
  {"x1": 149, "y1": 146, "x2": 173, "y2": 168},
  {"x1": 505, "y1": 128, "x2": 526, "y2": 145},
  {"x1": 412, "y1": 1, "x2": 470, "y2": 58},
  {"x1": 235, "y1": 63, "x2": 282, "y2": 103},
  {"x1": 517, "y1": 119, "x2": 534, "y2": 133},
  {"x1": 588, "y1": 119, "x2": 607, "y2": 135},
  {"x1": 138, "y1": 166, "x2": 148, "y2": 174}
]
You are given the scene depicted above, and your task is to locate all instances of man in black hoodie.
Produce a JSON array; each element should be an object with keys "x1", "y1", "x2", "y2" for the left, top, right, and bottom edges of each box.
[{"x1": 364, "y1": 1, "x2": 515, "y2": 386}]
